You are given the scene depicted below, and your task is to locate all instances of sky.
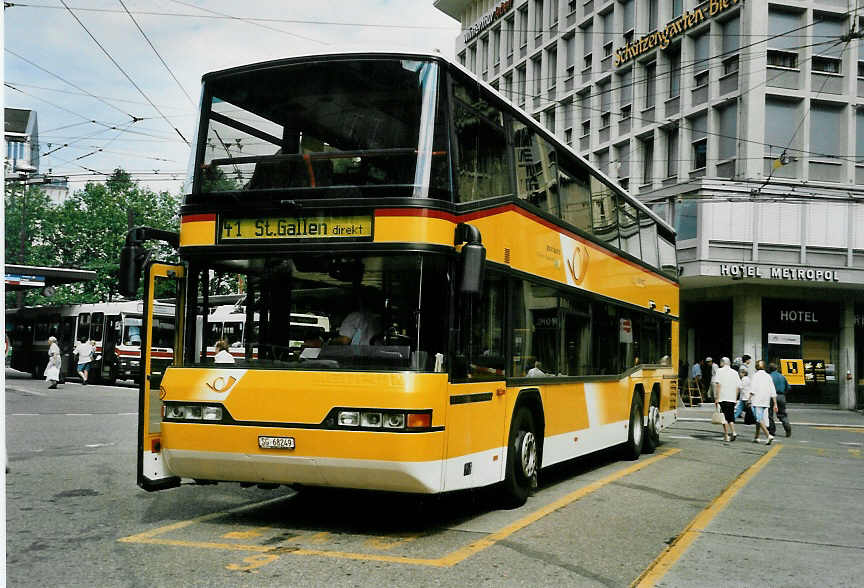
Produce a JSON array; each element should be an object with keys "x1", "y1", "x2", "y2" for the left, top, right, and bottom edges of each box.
[{"x1": 3, "y1": 0, "x2": 461, "y2": 194}]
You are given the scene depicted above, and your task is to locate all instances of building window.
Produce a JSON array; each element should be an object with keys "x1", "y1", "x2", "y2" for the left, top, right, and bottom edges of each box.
[
  {"x1": 459, "y1": 51, "x2": 466, "y2": 66},
  {"x1": 693, "y1": 32, "x2": 709, "y2": 85},
  {"x1": 493, "y1": 28, "x2": 501, "y2": 65},
  {"x1": 723, "y1": 55, "x2": 740, "y2": 76},
  {"x1": 621, "y1": 0, "x2": 634, "y2": 36},
  {"x1": 469, "y1": 46, "x2": 477, "y2": 72},
  {"x1": 813, "y1": 13, "x2": 845, "y2": 74},
  {"x1": 644, "y1": 61, "x2": 656, "y2": 108},
  {"x1": 517, "y1": 66, "x2": 527, "y2": 107},
  {"x1": 545, "y1": 109, "x2": 556, "y2": 132},
  {"x1": 642, "y1": 137, "x2": 654, "y2": 183},
  {"x1": 619, "y1": 68, "x2": 632, "y2": 119},
  {"x1": 506, "y1": 17, "x2": 514, "y2": 57},
  {"x1": 810, "y1": 102, "x2": 845, "y2": 159},
  {"x1": 602, "y1": 10, "x2": 614, "y2": 58},
  {"x1": 519, "y1": 6, "x2": 529, "y2": 48},
  {"x1": 668, "y1": 48, "x2": 681, "y2": 98},
  {"x1": 768, "y1": 8, "x2": 802, "y2": 69},
  {"x1": 666, "y1": 126, "x2": 679, "y2": 177},
  {"x1": 855, "y1": 107, "x2": 864, "y2": 163},
  {"x1": 717, "y1": 102, "x2": 738, "y2": 161},
  {"x1": 648, "y1": 0, "x2": 658, "y2": 31},
  {"x1": 504, "y1": 74, "x2": 513, "y2": 102},
  {"x1": 690, "y1": 113, "x2": 707, "y2": 170},
  {"x1": 533, "y1": 57, "x2": 543, "y2": 96},
  {"x1": 813, "y1": 56, "x2": 841, "y2": 74},
  {"x1": 675, "y1": 199, "x2": 697, "y2": 240},
  {"x1": 765, "y1": 97, "x2": 801, "y2": 154},
  {"x1": 768, "y1": 50, "x2": 799, "y2": 69},
  {"x1": 481, "y1": 36, "x2": 489, "y2": 73},
  {"x1": 547, "y1": 48, "x2": 558, "y2": 90},
  {"x1": 564, "y1": 98, "x2": 573, "y2": 131},
  {"x1": 582, "y1": 22, "x2": 593, "y2": 70},
  {"x1": 534, "y1": 0, "x2": 544, "y2": 43},
  {"x1": 616, "y1": 140, "x2": 630, "y2": 182},
  {"x1": 599, "y1": 80, "x2": 611, "y2": 128},
  {"x1": 565, "y1": 34, "x2": 575, "y2": 81},
  {"x1": 550, "y1": 0, "x2": 558, "y2": 27}
]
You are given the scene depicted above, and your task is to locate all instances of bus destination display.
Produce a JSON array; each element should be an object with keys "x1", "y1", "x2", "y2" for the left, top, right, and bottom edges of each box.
[{"x1": 220, "y1": 215, "x2": 373, "y2": 241}]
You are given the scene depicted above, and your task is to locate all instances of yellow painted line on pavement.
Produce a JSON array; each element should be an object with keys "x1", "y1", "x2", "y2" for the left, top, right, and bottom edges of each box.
[
  {"x1": 118, "y1": 448, "x2": 680, "y2": 567},
  {"x1": 812, "y1": 426, "x2": 864, "y2": 434},
  {"x1": 633, "y1": 444, "x2": 782, "y2": 588}
]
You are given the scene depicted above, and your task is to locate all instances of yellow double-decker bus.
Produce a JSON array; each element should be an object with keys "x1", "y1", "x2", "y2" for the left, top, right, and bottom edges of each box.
[{"x1": 120, "y1": 51, "x2": 678, "y2": 506}]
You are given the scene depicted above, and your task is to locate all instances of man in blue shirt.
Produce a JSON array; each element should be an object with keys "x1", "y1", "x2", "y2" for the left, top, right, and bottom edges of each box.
[{"x1": 767, "y1": 363, "x2": 792, "y2": 437}]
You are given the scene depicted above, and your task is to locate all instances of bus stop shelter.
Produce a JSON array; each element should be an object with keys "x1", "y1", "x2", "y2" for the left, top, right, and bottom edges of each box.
[{"x1": 5, "y1": 264, "x2": 96, "y2": 296}]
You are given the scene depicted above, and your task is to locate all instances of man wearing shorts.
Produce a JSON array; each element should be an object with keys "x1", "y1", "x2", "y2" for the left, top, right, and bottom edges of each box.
[
  {"x1": 749, "y1": 360, "x2": 778, "y2": 444},
  {"x1": 713, "y1": 357, "x2": 741, "y2": 442},
  {"x1": 74, "y1": 337, "x2": 94, "y2": 385}
]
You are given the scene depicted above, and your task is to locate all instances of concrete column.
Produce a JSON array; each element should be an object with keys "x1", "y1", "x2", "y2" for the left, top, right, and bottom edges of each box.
[
  {"x1": 733, "y1": 288, "x2": 762, "y2": 361},
  {"x1": 839, "y1": 299, "x2": 856, "y2": 410}
]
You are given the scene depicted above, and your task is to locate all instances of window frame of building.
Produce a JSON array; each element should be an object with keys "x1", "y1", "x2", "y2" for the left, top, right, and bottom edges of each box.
[
  {"x1": 519, "y1": 6, "x2": 529, "y2": 49},
  {"x1": 547, "y1": 47, "x2": 558, "y2": 90},
  {"x1": 602, "y1": 9, "x2": 614, "y2": 59},
  {"x1": 717, "y1": 101, "x2": 738, "y2": 162},
  {"x1": 642, "y1": 136, "x2": 654, "y2": 184},
  {"x1": 534, "y1": 0, "x2": 545, "y2": 44},
  {"x1": 619, "y1": 68, "x2": 633, "y2": 120},
  {"x1": 533, "y1": 56, "x2": 543, "y2": 97},
  {"x1": 692, "y1": 32, "x2": 709, "y2": 87},
  {"x1": 767, "y1": 8, "x2": 803, "y2": 71},
  {"x1": 493, "y1": 27, "x2": 501, "y2": 66},
  {"x1": 550, "y1": 0, "x2": 559, "y2": 27},
  {"x1": 582, "y1": 21, "x2": 594, "y2": 71},
  {"x1": 810, "y1": 101, "x2": 846, "y2": 160},
  {"x1": 644, "y1": 61, "x2": 656, "y2": 109},
  {"x1": 668, "y1": 47, "x2": 681, "y2": 98},
  {"x1": 666, "y1": 125, "x2": 679, "y2": 178},
  {"x1": 506, "y1": 17, "x2": 515, "y2": 59},
  {"x1": 599, "y1": 80, "x2": 611, "y2": 129},
  {"x1": 690, "y1": 113, "x2": 708, "y2": 170},
  {"x1": 480, "y1": 35, "x2": 489, "y2": 75},
  {"x1": 648, "y1": 0, "x2": 658, "y2": 32},
  {"x1": 517, "y1": 65, "x2": 528, "y2": 107}
]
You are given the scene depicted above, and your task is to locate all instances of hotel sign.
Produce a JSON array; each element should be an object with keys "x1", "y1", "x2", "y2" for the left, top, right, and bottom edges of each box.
[
  {"x1": 463, "y1": 0, "x2": 512, "y2": 43},
  {"x1": 615, "y1": 0, "x2": 740, "y2": 67},
  {"x1": 719, "y1": 264, "x2": 841, "y2": 282}
]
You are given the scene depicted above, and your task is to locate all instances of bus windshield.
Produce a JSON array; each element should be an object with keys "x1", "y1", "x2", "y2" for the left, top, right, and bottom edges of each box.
[
  {"x1": 195, "y1": 58, "x2": 449, "y2": 199},
  {"x1": 188, "y1": 253, "x2": 450, "y2": 371}
]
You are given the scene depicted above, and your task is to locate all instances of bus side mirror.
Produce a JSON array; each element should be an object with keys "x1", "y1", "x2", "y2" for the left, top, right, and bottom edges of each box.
[
  {"x1": 119, "y1": 243, "x2": 144, "y2": 297},
  {"x1": 455, "y1": 223, "x2": 485, "y2": 295}
]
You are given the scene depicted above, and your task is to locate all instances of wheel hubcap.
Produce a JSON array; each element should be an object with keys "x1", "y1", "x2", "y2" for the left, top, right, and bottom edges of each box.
[
  {"x1": 648, "y1": 405, "x2": 660, "y2": 435},
  {"x1": 520, "y1": 431, "x2": 537, "y2": 478}
]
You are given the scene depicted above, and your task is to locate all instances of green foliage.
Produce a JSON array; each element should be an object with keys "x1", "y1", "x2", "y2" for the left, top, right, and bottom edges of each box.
[{"x1": 4, "y1": 169, "x2": 181, "y2": 307}]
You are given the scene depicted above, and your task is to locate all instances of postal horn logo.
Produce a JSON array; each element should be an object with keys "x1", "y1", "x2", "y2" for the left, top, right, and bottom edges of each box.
[
  {"x1": 567, "y1": 243, "x2": 589, "y2": 285},
  {"x1": 206, "y1": 375, "x2": 237, "y2": 393}
]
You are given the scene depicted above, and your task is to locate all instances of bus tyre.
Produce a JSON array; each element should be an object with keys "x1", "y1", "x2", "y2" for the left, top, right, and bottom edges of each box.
[
  {"x1": 501, "y1": 406, "x2": 538, "y2": 508},
  {"x1": 643, "y1": 390, "x2": 661, "y2": 454},
  {"x1": 623, "y1": 390, "x2": 644, "y2": 460}
]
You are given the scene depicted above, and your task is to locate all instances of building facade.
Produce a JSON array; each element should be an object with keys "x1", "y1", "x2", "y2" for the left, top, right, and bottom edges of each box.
[
  {"x1": 434, "y1": 0, "x2": 864, "y2": 407},
  {"x1": 4, "y1": 108, "x2": 69, "y2": 204}
]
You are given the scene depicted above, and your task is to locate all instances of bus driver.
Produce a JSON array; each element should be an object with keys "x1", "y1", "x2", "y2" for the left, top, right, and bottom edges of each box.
[{"x1": 330, "y1": 286, "x2": 383, "y2": 346}]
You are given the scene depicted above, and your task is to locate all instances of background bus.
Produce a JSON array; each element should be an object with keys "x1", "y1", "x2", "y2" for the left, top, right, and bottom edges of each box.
[
  {"x1": 5, "y1": 301, "x2": 175, "y2": 385},
  {"x1": 196, "y1": 302, "x2": 330, "y2": 361},
  {"x1": 122, "y1": 51, "x2": 678, "y2": 506}
]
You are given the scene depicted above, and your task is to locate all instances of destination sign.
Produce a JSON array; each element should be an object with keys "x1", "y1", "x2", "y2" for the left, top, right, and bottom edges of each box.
[{"x1": 220, "y1": 215, "x2": 373, "y2": 241}]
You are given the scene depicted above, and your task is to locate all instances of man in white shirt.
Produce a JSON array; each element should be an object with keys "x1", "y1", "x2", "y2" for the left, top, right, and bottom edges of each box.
[
  {"x1": 749, "y1": 360, "x2": 778, "y2": 444},
  {"x1": 713, "y1": 357, "x2": 741, "y2": 442}
]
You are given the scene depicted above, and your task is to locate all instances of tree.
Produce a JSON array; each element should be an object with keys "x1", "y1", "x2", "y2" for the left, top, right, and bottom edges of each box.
[{"x1": 4, "y1": 169, "x2": 181, "y2": 307}]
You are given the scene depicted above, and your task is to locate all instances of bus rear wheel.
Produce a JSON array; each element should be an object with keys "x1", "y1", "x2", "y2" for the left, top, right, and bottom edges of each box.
[
  {"x1": 622, "y1": 390, "x2": 644, "y2": 460},
  {"x1": 643, "y1": 390, "x2": 661, "y2": 454},
  {"x1": 500, "y1": 406, "x2": 538, "y2": 508}
]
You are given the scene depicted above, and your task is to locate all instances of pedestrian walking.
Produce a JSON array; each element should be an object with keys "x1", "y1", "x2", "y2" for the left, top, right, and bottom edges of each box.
[
  {"x1": 749, "y1": 360, "x2": 778, "y2": 444},
  {"x1": 690, "y1": 359, "x2": 702, "y2": 402},
  {"x1": 733, "y1": 364, "x2": 751, "y2": 421},
  {"x1": 704, "y1": 357, "x2": 716, "y2": 400},
  {"x1": 767, "y1": 362, "x2": 792, "y2": 437},
  {"x1": 73, "y1": 337, "x2": 94, "y2": 385},
  {"x1": 713, "y1": 357, "x2": 741, "y2": 442},
  {"x1": 44, "y1": 336, "x2": 62, "y2": 389}
]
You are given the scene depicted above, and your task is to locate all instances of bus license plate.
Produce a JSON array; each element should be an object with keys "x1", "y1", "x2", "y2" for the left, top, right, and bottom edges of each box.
[{"x1": 258, "y1": 436, "x2": 295, "y2": 450}]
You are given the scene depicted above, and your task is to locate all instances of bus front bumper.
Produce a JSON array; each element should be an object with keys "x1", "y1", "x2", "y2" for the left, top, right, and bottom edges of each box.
[{"x1": 162, "y1": 449, "x2": 445, "y2": 494}]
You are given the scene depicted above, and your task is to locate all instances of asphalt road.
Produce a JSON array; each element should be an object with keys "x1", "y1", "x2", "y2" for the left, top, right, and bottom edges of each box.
[{"x1": 5, "y1": 369, "x2": 864, "y2": 587}]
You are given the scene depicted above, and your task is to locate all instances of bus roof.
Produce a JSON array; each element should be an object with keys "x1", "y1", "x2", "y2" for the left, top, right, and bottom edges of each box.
[{"x1": 200, "y1": 50, "x2": 674, "y2": 236}]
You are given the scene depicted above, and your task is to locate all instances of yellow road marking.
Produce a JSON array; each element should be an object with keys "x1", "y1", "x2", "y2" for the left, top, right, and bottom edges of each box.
[
  {"x1": 222, "y1": 528, "x2": 268, "y2": 540},
  {"x1": 849, "y1": 449, "x2": 861, "y2": 458},
  {"x1": 813, "y1": 426, "x2": 864, "y2": 434},
  {"x1": 118, "y1": 448, "x2": 679, "y2": 567},
  {"x1": 632, "y1": 445, "x2": 782, "y2": 588}
]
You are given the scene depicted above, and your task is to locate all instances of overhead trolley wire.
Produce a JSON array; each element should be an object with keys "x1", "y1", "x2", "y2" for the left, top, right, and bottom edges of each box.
[
  {"x1": 116, "y1": 0, "x2": 195, "y2": 106},
  {"x1": 57, "y1": 0, "x2": 189, "y2": 144},
  {"x1": 166, "y1": 0, "x2": 330, "y2": 46}
]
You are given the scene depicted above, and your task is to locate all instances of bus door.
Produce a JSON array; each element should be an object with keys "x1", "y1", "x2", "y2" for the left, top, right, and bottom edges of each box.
[
  {"x1": 60, "y1": 316, "x2": 76, "y2": 378},
  {"x1": 101, "y1": 314, "x2": 121, "y2": 384},
  {"x1": 139, "y1": 262, "x2": 185, "y2": 491}
]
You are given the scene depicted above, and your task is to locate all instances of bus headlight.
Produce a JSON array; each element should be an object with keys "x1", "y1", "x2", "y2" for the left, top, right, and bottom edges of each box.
[
  {"x1": 338, "y1": 411, "x2": 360, "y2": 426},
  {"x1": 360, "y1": 412, "x2": 382, "y2": 428},
  {"x1": 383, "y1": 413, "x2": 405, "y2": 429},
  {"x1": 165, "y1": 403, "x2": 223, "y2": 422}
]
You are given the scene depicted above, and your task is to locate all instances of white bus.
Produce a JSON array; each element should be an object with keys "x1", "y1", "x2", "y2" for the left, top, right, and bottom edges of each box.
[
  {"x1": 196, "y1": 303, "x2": 330, "y2": 361},
  {"x1": 5, "y1": 301, "x2": 176, "y2": 384}
]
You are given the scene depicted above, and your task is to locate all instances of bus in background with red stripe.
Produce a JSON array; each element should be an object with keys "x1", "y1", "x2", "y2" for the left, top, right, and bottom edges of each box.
[
  {"x1": 5, "y1": 301, "x2": 175, "y2": 385},
  {"x1": 120, "y1": 51, "x2": 678, "y2": 506}
]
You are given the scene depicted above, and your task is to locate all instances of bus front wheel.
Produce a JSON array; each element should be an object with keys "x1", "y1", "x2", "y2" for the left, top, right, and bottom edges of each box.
[
  {"x1": 500, "y1": 406, "x2": 538, "y2": 508},
  {"x1": 622, "y1": 390, "x2": 645, "y2": 460}
]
